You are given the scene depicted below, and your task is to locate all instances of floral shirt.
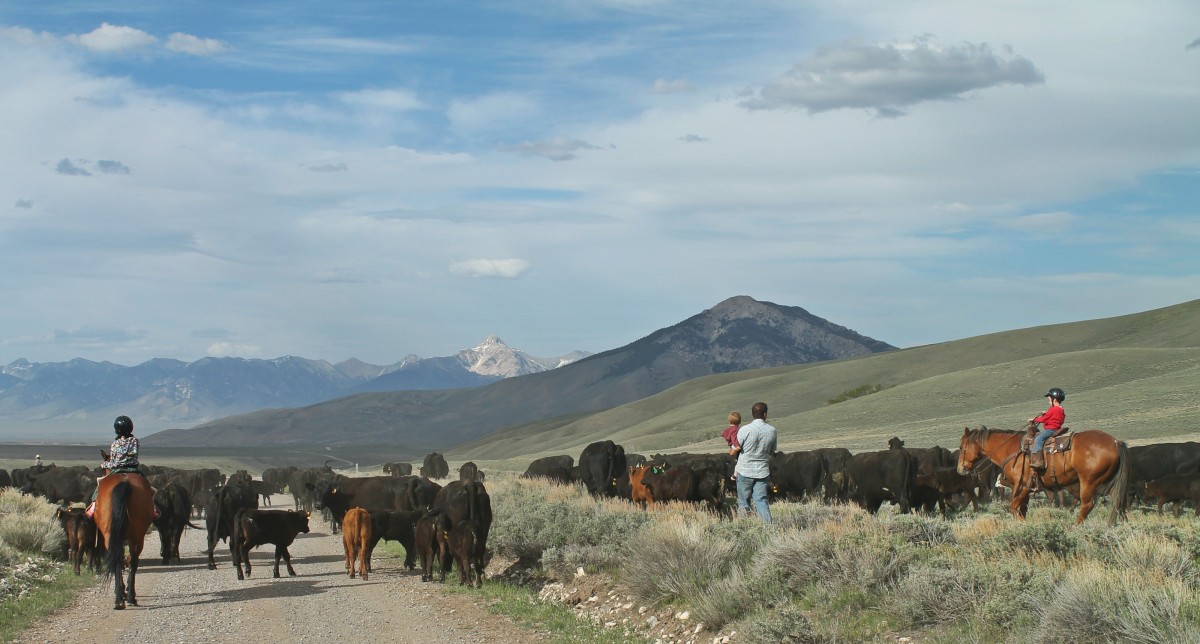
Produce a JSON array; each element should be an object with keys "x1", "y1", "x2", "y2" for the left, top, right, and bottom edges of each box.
[{"x1": 102, "y1": 435, "x2": 140, "y2": 471}]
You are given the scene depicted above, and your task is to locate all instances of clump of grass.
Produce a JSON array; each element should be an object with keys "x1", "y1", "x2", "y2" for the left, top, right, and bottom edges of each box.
[
  {"x1": 618, "y1": 515, "x2": 747, "y2": 606},
  {"x1": 1031, "y1": 562, "x2": 1200, "y2": 643},
  {"x1": 760, "y1": 519, "x2": 915, "y2": 594},
  {"x1": 884, "y1": 512, "x2": 958, "y2": 546},
  {"x1": 738, "y1": 601, "x2": 824, "y2": 644},
  {"x1": 0, "y1": 488, "x2": 64, "y2": 560},
  {"x1": 487, "y1": 477, "x2": 653, "y2": 573},
  {"x1": 991, "y1": 518, "x2": 1078, "y2": 558}
]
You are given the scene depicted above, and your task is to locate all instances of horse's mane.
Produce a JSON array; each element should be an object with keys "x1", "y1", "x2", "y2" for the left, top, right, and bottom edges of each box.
[{"x1": 967, "y1": 425, "x2": 1022, "y2": 441}]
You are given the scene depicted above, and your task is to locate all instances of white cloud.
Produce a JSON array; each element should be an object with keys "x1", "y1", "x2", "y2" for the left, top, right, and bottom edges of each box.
[
  {"x1": 1003, "y1": 211, "x2": 1076, "y2": 233},
  {"x1": 504, "y1": 136, "x2": 602, "y2": 161},
  {"x1": 67, "y1": 23, "x2": 156, "y2": 53},
  {"x1": 651, "y1": 78, "x2": 693, "y2": 94},
  {"x1": 165, "y1": 32, "x2": 227, "y2": 56},
  {"x1": 448, "y1": 92, "x2": 539, "y2": 133},
  {"x1": 449, "y1": 258, "x2": 531, "y2": 278},
  {"x1": 742, "y1": 36, "x2": 1044, "y2": 117},
  {"x1": 338, "y1": 89, "x2": 422, "y2": 111}
]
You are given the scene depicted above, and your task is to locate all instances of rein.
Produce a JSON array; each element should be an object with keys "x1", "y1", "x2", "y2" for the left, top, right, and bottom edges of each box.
[{"x1": 962, "y1": 428, "x2": 1022, "y2": 473}]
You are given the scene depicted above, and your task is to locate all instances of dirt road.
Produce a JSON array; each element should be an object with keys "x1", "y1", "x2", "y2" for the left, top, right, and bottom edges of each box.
[{"x1": 15, "y1": 506, "x2": 544, "y2": 643}]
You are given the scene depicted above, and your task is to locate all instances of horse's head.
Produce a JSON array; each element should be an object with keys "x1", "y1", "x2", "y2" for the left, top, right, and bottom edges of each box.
[{"x1": 957, "y1": 427, "x2": 983, "y2": 475}]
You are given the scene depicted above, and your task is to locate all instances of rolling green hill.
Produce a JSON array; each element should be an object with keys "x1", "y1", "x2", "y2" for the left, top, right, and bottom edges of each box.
[{"x1": 452, "y1": 299, "x2": 1200, "y2": 463}]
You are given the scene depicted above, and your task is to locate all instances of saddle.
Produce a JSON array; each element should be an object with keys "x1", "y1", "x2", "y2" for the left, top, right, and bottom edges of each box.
[{"x1": 1020, "y1": 427, "x2": 1072, "y2": 454}]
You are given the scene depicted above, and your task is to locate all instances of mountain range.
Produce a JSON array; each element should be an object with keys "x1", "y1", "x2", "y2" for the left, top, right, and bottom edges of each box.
[
  {"x1": 147, "y1": 296, "x2": 897, "y2": 450},
  {"x1": 0, "y1": 337, "x2": 588, "y2": 441}
]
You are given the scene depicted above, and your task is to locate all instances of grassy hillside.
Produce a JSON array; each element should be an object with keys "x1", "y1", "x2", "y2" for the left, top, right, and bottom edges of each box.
[{"x1": 452, "y1": 299, "x2": 1200, "y2": 462}]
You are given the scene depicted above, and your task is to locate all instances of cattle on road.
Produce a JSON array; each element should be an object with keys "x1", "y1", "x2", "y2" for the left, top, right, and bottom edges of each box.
[{"x1": 230, "y1": 509, "x2": 310, "y2": 580}]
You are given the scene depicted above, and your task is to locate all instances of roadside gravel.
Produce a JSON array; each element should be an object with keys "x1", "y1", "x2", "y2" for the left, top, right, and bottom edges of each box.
[{"x1": 14, "y1": 505, "x2": 546, "y2": 644}]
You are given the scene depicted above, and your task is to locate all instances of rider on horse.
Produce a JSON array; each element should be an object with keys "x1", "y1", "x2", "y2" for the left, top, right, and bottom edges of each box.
[
  {"x1": 86, "y1": 415, "x2": 146, "y2": 517},
  {"x1": 1028, "y1": 388, "x2": 1066, "y2": 471}
]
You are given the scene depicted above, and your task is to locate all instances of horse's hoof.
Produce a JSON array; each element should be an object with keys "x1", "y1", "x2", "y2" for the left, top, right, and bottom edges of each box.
[{"x1": 114, "y1": 603, "x2": 125, "y2": 610}]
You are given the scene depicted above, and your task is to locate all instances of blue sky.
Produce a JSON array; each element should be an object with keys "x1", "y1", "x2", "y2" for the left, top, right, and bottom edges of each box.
[{"x1": 2, "y1": 1, "x2": 1199, "y2": 366}]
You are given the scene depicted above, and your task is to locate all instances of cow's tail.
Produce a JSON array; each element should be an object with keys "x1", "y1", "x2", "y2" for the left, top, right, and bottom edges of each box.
[
  {"x1": 467, "y1": 483, "x2": 479, "y2": 524},
  {"x1": 1107, "y1": 440, "x2": 1131, "y2": 527},
  {"x1": 902, "y1": 451, "x2": 916, "y2": 514},
  {"x1": 210, "y1": 485, "x2": 229, "y2": 553},
  {"x1": 103, "y1": 480, "x2": 132, "y2": 581}
]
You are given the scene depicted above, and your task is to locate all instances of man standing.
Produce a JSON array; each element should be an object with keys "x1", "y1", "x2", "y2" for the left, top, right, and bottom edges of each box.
[{"x1": 733, "y1": 401, "x2": 777, "y2": 523}]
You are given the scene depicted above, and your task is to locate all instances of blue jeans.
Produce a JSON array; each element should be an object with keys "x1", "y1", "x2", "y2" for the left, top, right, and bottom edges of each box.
[
  {"x1": 1033, "y1": 429, "x2": 1056, "y2": 453},
  {"x1": 736, "y1": 474, "x2": 772, "y2": 523}
]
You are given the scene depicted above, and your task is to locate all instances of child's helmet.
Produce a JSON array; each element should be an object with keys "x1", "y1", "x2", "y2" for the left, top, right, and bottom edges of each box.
[
  {"x1": 1043, "y1": 388, "x2": 1066, "y2": 402},
  {"x1": 113, "y1": 415, "x2": 134, "y2": 435}
]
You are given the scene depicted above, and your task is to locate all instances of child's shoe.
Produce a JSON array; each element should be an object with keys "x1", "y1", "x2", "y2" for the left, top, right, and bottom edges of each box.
[{"x1": 85, "y1": 502, "x2": 96, "y2": 517}]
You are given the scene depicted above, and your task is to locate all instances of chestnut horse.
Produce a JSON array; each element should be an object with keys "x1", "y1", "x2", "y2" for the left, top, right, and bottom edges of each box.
[
  {"x1": 957, "y1": 423, "x2": 1130, "y2": 526},
  {"x1": 94, "y1": 472, "x2": 156, "y2": 609}
]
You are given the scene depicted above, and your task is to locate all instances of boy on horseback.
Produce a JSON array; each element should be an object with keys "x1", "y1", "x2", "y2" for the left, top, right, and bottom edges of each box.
[{"x1": 1027, "y1": 388, "x2": 1066, "y2": 471}]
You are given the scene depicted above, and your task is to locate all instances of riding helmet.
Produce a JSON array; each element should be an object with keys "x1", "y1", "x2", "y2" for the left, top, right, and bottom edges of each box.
[
  {"x1": 1043, "y1": 388, "x2": 1066, "y2": 402},
  {"x1": 113, "y1": 415, "x2": 134, "y2": 436}
]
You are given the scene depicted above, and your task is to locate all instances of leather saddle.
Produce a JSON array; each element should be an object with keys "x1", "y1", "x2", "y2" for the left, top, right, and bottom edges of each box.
[{"x1": 1021, "y1": 428, "x2": 1072, "y2": 454}]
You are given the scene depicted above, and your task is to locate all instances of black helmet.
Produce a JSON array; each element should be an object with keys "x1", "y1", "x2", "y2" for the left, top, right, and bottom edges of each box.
[
  {"x1": 113, "y1": 415, "x2": 134, "y2": 435},
  {"x1": 1043, "y1": 388, "x2": 1066, "y2": 402}
]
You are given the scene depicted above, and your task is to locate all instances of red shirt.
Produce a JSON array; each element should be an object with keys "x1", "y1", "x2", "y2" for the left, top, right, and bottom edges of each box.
[
  {"x1": 1034, "y1": 405, "x2": 1065, "y2": 430},
  {"x1": 721, "y1": 424, "x2": 740, "y2": 448}
]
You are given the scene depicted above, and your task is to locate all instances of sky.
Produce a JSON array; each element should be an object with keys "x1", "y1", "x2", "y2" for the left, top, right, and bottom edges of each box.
[{"x1": 2, "y1": 1, "x2": 1199, "y2": 367}]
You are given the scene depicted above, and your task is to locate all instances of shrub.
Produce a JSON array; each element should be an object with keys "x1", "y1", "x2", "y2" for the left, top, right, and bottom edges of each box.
[
  {"x1": 1032, "y1": 563, "x2": 1200, "y2": 643},
  {"x1": 992, "y1": 519, "x2": 1078, "y2": 558},
  {"x1": 738, "y1": 602, "x2": 824, "y2": 644},
  {"x1": 885, "y1": 512, "x2": 958, "y2": 547},
  {"x1": 618, "y1": 516, "x2": 747, "y2": 606},
  {"x1": 826, "y1": 384, "x2": 885, "y2": 405},
  {"x1": 758, "y1": 520, "x2": 915, "y2": 594},
  {"x1": 0, "y1": 489, "x2": 63, "y2": 561}
]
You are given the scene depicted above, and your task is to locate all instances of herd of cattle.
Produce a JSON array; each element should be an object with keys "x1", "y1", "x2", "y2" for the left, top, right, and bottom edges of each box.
[
  {"x1": 4, "y1": 451, "x2": 490, "y2": 587},
  {"x1": 520, "y1": 436, "x2": 1200, "y2": 519},
  {"x1": 5, "y1": 435, "x2": 1200, "y2": 586}
]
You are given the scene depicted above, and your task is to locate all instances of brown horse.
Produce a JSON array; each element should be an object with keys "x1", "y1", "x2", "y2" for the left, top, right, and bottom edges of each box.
[
  {"x1": 957, "y1": 423, "x2": 1130, "y2": 526},
  {"x1": 94, "y1": 472, "x2": 156, "y2": 609}
]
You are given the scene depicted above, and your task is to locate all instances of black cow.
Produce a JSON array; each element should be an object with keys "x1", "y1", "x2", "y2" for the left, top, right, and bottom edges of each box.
[
  {"x1": 897, "y1": 445, "x2": 955, "y2": 513},
  {"x1": 55, "y1": 507, "x2": 101, "y2": 575},
  {"x1": 415, "y1": 509, "x2": 451, "y2": 582},
  {"x1": 652, "y1": 452, "x2": 736, "y2": 492},
  {"x1": 578, "y1": 440, "x2": 627, "y2": 498},
  {"x1": 639, "y1": 464, "x2": 730, "y2": 519},
  {"x1": 308, "y1": 475, "x2": 412, "y2": 532},
  {"x1": 154, "y1": 482, "x2": 200, "y2": 565},
  {"x1": 230, "y1": 509, "x2": 310, "y2": 579},
  {"x1": 1142, "y1": 473, "x2": 1200, "y2": 517},
  {"x1": 813, "y1": 447, "x2": 853, "y2": 501},
  {"x1": 420, "y1": 453, "x2": 450, "y2": 479},
  {"x1": 21, "y1": 466, "x2": 95, "y2": 504},
  {"x1": 521, "y1": 455, "x2": 575, "y2": 484},
  {"x1": 768, "y1": 450, "x2": 824, "y2": 501},
  {"x1": 458, "y1": 462, "x2": 485, "y2": 483},
  {"x1": 440, "y1": 519, "x2": 485, "y2": 587},
  {"x1": 843, "y1": 449, "x2": 917, "y2": 514},
  {"x1": 250, "y1": 479, "x2": 278, "y2": 506},
  {"x1": 0, "y1": 468, "x2": 11, "y2": 489},
  {"x1": 430, "y1": 481, "x2": 492, "y2": 580},
  {"x1": 205, "y1": 481, "x2": 259, "y2": 570},
  {"x1": 364, "y1": 509, "x2": 423, "y2": 572},
  {"x1": 913, "y1": 467, "x2": 981, "y2": 515},
  {"x1": 288, "y1": 466, "x2": 336, "y2": 512},
  {"x1": 175, "y1": 467, "x2": 224, "y2": 517},
  {"x1": 383, "y1": 462, "x2": 413, "y2": 477},
  {"x1": 1129, "y1": 442, "x2": 1200, "y2": 503},
  {"x1": 261, "y1": 466, "x2": 296, "y2": 495}
]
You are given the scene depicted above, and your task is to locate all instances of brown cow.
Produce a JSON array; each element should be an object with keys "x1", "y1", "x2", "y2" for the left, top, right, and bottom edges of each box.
[
  {"x1": 415, "y1": 510, "x2": 450, "y2": 582},
  {"x1": 56, "y1": 507, "x2": 101, "y2": 575},
  {"x1": 913, "y1": 466, "x2": 981, "y2": 515},
  {"x1": 342, "y1": 507, "x2": 372, "y2": 580},
  {"x1": 628, "y1": 465, "x2": 654, "y2": 507}
]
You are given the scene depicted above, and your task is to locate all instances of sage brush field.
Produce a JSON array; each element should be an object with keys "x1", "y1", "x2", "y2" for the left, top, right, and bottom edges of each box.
[{"x1": 487, "y1": 475, "x2": 1200, "y2": 643}]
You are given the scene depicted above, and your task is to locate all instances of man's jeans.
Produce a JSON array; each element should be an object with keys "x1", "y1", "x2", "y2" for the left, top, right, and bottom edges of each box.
[{"x1": 736, "y1": 474, "x2": 772, "y2": 523}]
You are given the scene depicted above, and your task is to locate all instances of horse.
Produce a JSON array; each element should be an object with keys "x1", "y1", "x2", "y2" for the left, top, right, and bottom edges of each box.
[
  {"x1": 94, "y1": 472, "x2": 156, "y2": 609},
  {"x1": 957, "y1": 423, "x2": 1130, "y2": 526}
]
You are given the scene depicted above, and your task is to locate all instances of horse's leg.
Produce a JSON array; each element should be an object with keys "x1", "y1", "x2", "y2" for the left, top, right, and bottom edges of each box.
[
  {"x1": 1074, "y1": 480, "x2": 1097, "y2": 525},
  {"x1": 126, "y1": 545, "x2": 140, "y2": 606}
]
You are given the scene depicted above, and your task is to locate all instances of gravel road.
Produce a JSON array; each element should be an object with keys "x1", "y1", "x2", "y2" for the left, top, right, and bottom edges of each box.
[{"x1": 15, "y1": 503, "x2": 545, "y2": 643}]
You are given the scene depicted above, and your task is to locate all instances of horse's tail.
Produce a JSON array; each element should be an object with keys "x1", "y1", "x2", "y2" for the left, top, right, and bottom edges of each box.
[
  {"x1": 1106, "y1": 440, "x2": 1131, "y2": 527},
  {"x1": 103, "y1": 480, "x2": 132, "y2": 581}
]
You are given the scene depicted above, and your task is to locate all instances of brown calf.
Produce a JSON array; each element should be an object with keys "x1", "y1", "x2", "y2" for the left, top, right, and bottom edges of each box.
[
  {"x1": 56, "y1": 507, "x2": 100, "y2": 575},
  {"x1": 342, "y1": 507, "x2": 372, "y2": 580},
  {"x1": 439, "y1": 519, "x2": 484, "y2": 587},
  {"x1": 1143, "y1": 473, "x2": 1200, "y2": 517}
]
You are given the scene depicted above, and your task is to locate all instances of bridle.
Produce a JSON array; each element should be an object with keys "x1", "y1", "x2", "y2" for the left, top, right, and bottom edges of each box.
[{"x1": 960, "y1": 427, "x2": 1022, "y2": 473}]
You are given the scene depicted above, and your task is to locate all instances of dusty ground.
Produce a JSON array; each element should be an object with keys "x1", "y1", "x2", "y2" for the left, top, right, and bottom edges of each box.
[{"x1": 13, "y1": 504, "x2": 546, "y2": 644}]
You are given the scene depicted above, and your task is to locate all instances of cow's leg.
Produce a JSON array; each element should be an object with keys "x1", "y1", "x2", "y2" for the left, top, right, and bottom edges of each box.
[{"x1": 283, "y1": 546, "x2": 297, "y2": 576}]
